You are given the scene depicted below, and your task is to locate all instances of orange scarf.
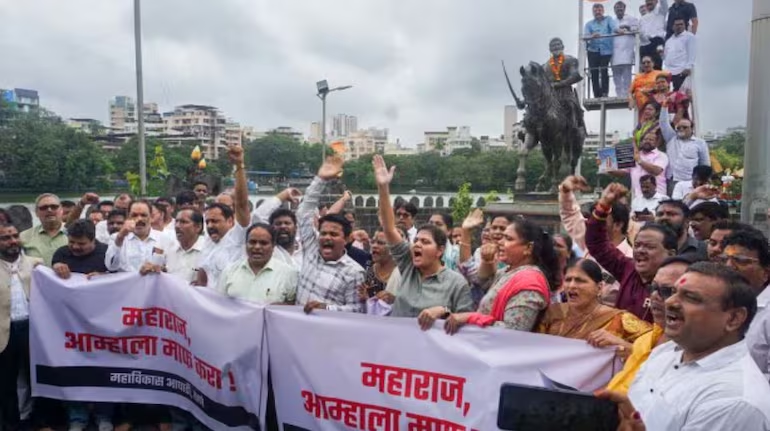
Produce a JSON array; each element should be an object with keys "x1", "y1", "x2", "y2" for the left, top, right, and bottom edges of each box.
[{"x1": 550, "y1": 54, "x2": 565, "y2": 81}]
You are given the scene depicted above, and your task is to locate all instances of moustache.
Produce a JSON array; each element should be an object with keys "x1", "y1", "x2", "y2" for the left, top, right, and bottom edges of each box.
[{"x1": 207, "y1": 228, "x2": 219, "y2": 236}]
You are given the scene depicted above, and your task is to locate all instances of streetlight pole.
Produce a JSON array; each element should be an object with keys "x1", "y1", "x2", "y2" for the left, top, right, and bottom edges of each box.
[
  {"x1": 134, "y1": 0, "x2": 147, "y2": 195},
  {"x1": 316, "y1": 80, "x2": 352, "y2": 163},
  {"x1": 321, "y1": 92, "x2": 327, "y2": 160}
]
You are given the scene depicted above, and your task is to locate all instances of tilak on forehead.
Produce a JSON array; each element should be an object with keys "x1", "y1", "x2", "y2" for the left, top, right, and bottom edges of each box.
[{"x1": 679, "y1": 277, "x2": 687, "y2": 285}]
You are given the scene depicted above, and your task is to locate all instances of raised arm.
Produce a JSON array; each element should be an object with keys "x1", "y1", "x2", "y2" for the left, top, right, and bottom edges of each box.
[
  {"x1": 297, "y1": 156, "x2": 344, "y2": 252},
  {"x1": 67, "y1": 193, "x2": 100, "y2": 224},
  {"x1": 559, "y1": 176, "x2": 592, "y2": 253},
  {"x1": 327, "y1": 190, "x2": 352, "y2": 215},
  {"x1": 585, "y1": 184, "x2": 634, "y2": 280},
  {"x1": 372, "y1": 155, "x2": 401, "y2": 245},
  {"x1": 228, "y1": 145, "x2": 250, "y2": 228},
  {"x1": 659, "y1": 107, "x2": 676, "y2": 143},
  {"x1": 251, "y1": 188, "x2": 302, "y2": 224}
]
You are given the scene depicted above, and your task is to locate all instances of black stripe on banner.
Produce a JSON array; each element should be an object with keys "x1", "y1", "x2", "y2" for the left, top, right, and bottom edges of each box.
[
  {"x1": 36, "y1": 365, "x2": 260, "y2": 430},
  {"x1": 283, "y1": 424, "x2": 311, "y2": 431}
]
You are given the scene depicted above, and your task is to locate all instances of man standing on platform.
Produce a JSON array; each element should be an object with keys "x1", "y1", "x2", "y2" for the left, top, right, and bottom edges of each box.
[
  {"x1": 612, "y1": 1, "x2": 639, "y2": 98},
  {"x1": 584, "y1": 3, "x2": 617, "y2": 98}
]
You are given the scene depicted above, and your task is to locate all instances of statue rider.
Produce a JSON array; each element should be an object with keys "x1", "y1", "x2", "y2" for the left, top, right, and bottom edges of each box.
[{"x1": 542, "y1": 37, "x2": 586, "y2": 133}]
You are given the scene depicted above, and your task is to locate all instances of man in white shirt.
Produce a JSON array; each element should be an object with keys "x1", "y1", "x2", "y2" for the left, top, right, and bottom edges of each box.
[
  {"x1": 611, "y1": 1, "x2": 639, "y2": 98},
  {"x1": 152, "y1": 209, "x2": 205, "y2": 283},
  {"x1": 601, "y1": 262, "x2": 770, "y2": 429},
  {"x1": 96, "y1": 193, "x2": 132, "y2": 244},
  {"x1": 0, "y1": 223, "x2": 42, "y2": 430},
  {"x1": 631, "y1": 174, "x2": 668, "y2": 214},
  {"x1": 394, "y1": 202, "x2": 418, "y2": 242},
  {"x1": 639, "y1": 0, "x2": 668, "y2": 69},
  {"x1": 218, "y1": 223, "x2": 298, "y2": 304},
  {"x1": 105, "y1": 200, "x2": 163, "y2": 273},
  {"x1": 663, "y1": 18, "x2": 696, "y2": 91},
  {"x1": 671, "y1": 165, "x2": 718, "y2": 207},
  {"x1": 720, "y1": 230, "x2": 770, "y2": 379},
  {"x1": 251, "y1": 187, "x2": 304, "y2": 269},
  {"x1": 195, "y1": 145, "x2": 251, "y2": 288}
]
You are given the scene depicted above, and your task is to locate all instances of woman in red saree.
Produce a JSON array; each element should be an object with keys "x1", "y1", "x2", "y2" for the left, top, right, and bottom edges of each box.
[
  {"x1": 444, "y1": 219, "x2": 561, "y2": 334},
  {"x1": 537, "y1": 259, "x2": 651, "y2": 351}
]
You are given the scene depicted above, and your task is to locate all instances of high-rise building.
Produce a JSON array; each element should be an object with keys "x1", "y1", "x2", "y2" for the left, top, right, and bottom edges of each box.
[
  {"x1": 504, "y1": 105, "x2": 519, "y2": 148},
  {"x1": 309, "y1": 121, "x2": 322, "y2": 144},
  {"x1": 332, "y1": 114, "x2": 358, "y2": 137},
  {"x1": 1, "y1": 88, "x2": 40, "y2": 112},
  {"x1": 163, "y1": 104, "x2": 227, "y2": 159},
  {"x1": 109, "y1": 96, "x2": 136, "y2": 131},
  {"x1": 583, "y1": 131, "x2": 622, "y2": 154},
  {"x1": 424, "y1": 126, "x2": 472, "y2": 156},
  {"x1": 342, "y1": 127, "x2": 388, "y2": 161}
]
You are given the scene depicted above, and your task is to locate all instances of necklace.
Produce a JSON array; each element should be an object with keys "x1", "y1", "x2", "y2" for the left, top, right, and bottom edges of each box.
[
  {"x1": 374, "y1": 263, "x2": 393, "y2": 282},
  {"x1": 557, "y1": 303, "x2": 602, "y2": 337},
  {"x1": 549, "y1": 54, "x2": 565, "y2": 82}
]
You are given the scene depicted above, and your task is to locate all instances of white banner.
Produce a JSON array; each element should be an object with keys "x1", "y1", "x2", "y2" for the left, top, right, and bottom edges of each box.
[
  {"x1": 266, "y1": 308, "x2": 616, "y2": 431},
  {"x1": 29, "y1": 267, "x2": 266, "y2": 431}
]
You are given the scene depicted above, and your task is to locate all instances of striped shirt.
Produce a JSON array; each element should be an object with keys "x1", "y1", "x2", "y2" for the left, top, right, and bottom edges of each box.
[{"x1": 295, "y1": 177, "x2": 365, "y2": 312}]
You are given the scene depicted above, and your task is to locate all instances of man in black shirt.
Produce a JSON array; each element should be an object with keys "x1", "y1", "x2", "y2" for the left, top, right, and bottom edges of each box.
[
  {"x1": 51, "y1": 219, "x2": 115, "y2": 429},
  {"x1": 666, "y1": 0, "x2": 698, "y2": 39},
  {"x1": 52, "y1": 219, "x2": 108, "y2": 278}
]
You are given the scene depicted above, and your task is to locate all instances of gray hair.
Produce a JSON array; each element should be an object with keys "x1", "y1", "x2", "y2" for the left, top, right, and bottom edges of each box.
[{"x1": 35, "y1": 193, "x2": 61, "y2": 206}]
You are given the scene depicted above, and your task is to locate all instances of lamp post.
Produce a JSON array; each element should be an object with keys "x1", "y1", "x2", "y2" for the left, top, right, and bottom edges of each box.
[
  {"x1": 134, "y1": 0, "x2": 147, "y2": 195},
  {"x1": 316, "y1": 80, "x2": 352, "y2": 162}
]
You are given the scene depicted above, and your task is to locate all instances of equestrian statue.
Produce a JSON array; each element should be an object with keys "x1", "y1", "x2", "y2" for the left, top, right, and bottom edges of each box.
[{"x1": 504, "y1": 37, "x2": 586, "y2": 192}]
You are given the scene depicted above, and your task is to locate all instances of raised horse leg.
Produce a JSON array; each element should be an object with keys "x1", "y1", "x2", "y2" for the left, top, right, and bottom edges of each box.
[{"x1": 515, "y1": 132, "x2": 537, "y2": 192}]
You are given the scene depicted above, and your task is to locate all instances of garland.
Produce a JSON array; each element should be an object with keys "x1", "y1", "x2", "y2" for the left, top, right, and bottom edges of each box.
[{"x1": 550, "y1": 54, "x2": 565, "y2": 81}]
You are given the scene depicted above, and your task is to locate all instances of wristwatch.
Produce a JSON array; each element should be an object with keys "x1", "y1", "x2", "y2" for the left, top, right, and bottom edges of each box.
[{"x1": 440, "y1": 306, "x2": 451, "y2": 319}]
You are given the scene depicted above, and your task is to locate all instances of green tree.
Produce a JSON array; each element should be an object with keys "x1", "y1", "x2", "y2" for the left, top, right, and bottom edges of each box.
[
  {"x1": 244, "y1": 134, "x2": 322, "y2": 177},
  {"x1": 0, "y1": 106, "x2": 111, "y2": 191},
  {"x1": 452, "y1": 182, "x2": 473, "y2": 222}
]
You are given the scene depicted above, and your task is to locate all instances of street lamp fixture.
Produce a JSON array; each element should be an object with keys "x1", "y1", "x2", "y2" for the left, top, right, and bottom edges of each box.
[{"x1": 316, "y1": 80, "x2": 352, "y2": 161}]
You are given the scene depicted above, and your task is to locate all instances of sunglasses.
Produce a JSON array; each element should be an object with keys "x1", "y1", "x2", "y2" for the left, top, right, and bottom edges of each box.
[
  {"x1": 38, "y1": 204, "x2": 61, "y2": 212},
  {"x1": 648, "y1": 282, "x2": 674, "y2": 299},
  {"x1": 715, "y1": 254, "x2": 760, "y2": 267}
]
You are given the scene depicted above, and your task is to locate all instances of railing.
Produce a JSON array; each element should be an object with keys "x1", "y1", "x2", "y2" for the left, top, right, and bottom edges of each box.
[{"x1": 579, "y1": 31, "x2": 642, "y2": 104}]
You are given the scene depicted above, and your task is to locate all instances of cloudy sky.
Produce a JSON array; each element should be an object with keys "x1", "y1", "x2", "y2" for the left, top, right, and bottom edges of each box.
[{"x1": 0, "y1": 0, "x2": 752, "y2": 146}]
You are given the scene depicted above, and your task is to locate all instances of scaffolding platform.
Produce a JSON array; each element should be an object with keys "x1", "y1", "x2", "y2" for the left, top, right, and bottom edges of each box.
[{"x1": 583, "y1": 96, "x2": 630, "y2": 112}]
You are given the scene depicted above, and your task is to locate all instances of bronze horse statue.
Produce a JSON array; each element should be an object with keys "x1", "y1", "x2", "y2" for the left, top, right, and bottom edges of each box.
[{"x1": 504, "y1": 61, "x2": 585, "y2": 192}]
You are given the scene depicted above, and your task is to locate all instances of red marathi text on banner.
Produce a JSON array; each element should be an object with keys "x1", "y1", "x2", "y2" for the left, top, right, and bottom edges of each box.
[
  {"x1": 121, "y1": 306, "x2": 190, "y2": 343},
  {"x1": 360, "y1": 362, "x2": 470, "y2": 415},
  {"x1": 302, "y1": 390, "x2": 400, "y2": 430}
]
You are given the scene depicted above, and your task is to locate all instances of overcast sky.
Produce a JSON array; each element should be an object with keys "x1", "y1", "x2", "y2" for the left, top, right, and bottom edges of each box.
[{"x1": 0, "y1": 0, "x2": 752, "y2": 146}]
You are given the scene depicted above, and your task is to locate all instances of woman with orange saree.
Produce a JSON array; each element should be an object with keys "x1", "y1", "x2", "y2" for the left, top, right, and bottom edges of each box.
[{"x1": 537, "y1": 259, "x2": 651, "y2": 353}]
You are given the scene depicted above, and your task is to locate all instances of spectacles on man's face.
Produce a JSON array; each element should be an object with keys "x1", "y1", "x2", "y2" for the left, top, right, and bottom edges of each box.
[
  {"x1": 715, "y1": 253, "x2": 761, "y2": 267},
  {"x1": 648, "y1": 282, "x2": 674, "y2": 299},
  {"x1": 676, "y1": 125, "x2": 691, "y2": 130},
  {"x1": 38, "y1": 204, "x2": 60, "y2": 212}
]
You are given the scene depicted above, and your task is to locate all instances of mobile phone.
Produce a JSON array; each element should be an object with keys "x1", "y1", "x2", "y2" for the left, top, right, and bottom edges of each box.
[{"x1": 497, "y1": 383, "x2": 619, "y2": 431}]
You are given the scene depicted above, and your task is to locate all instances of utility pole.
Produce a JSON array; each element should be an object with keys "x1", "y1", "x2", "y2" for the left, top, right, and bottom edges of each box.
[{"x1": 134, "y1": 0, "x2": 147, "y2": 195}]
